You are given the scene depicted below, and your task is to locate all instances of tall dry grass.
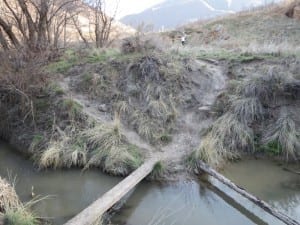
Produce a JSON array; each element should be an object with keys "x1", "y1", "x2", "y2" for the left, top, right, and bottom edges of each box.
[
  {"x1": 83, "y1": 116, "x2": 143, "y2": 175},
  {"x1": 195, "y1": 113, "x2": 254, "y2": 168},
  {"x1": 263, "y1": 110, "x2": 300, "y2": 160},
  {"x1": 0, "y1": 177, "x2": 20, "y2": 212}
]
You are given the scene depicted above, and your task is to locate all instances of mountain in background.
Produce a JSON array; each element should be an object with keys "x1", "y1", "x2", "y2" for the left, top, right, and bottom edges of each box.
[{"x1": 121, "y1": 0, "x2": 280, "y2": 30}]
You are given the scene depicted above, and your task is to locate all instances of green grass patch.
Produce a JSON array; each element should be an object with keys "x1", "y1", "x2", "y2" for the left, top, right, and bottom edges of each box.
[
  {"x1": 85, "y1": 48, "x2": 121, "y2": 63},
  {"x1": 60, "y1": 99, "x2": 83, "y2": 121},
  {"x1": 149, "y1": 161, "x2": 167, "y2": 180},
  {"x1": 3, "y1": 209, "x2": 38, "y2": 225},
  {"x1": 47, "y1": 83, "x2": 64, "y2": 96},
  {"x1": 46, "y1": 49, "x2": 78, "y2": 73},
  {"x1": 262, "y1": 141, "x2": 283, "y2": 155},
  {"x1": 34, "y1": 99, "x2": 50, "y2": 111},
  {"x1": 263, "y1": 114, "x2": 299, "y2": 161},
  {"x1": 196, "y1": 51, "x2": 274, "y2": 63}
]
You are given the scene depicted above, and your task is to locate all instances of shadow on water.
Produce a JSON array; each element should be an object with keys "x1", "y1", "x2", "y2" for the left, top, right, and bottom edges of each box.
[{"x1": 199, "y1": 178, "x2": 269, "y2": 225}]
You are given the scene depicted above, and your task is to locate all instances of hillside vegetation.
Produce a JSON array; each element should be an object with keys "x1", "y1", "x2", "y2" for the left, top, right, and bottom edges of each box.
[
  {"x1": 0, "y1": 1, "x2": 299, "y2": 223},
  {"x1": 0, "y1": 0, "x2": 299, "y2": 177}
]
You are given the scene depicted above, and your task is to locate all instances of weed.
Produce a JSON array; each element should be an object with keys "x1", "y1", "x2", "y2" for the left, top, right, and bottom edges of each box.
[
  {"x1": 29, "y1": 134, "x2": 44, "y2": 153},
  {"x1": 4, "y1": 209, "x2": 38, "y2": 225},
  {"x1": 147, "y1": 98, "x2": 169, "y2": 121},
  {"x1": 149, "y1": 161, "x2": 168, "y2": 180},
  {"x1": 46, "y1": 50, "x2": 78, "y2": 73},
  {"x1": 60, "y1": 99, "x2": 83, "y2": 121},
  {"x1": 263, "y1": 112, "x2": 299, "y2": 161},
  {"x1": 85, "y1": 48, "x2": 120, "y2": 63},
  {"x1": 0, "y1": 177, "x2": 39, "y2": 225},
  {"x1": 185, "y1": 151, "x2": 199, "y2": 172},
  {"x1": 196, "y1": 51, "x2": 269, "y2": 63},
  {"x1": 0, "y1": 177, "x2": 20, "y2": 212},
  {"x1": 39, "y1": 141, "x2": 63, "y2": 169},
  {"x1": 231, "y1": 97, "x2": 265, "y2": 124},
  {"x1": 63, "y1": 139, "x2": 88, "y2": 168},
  {"x1": 114, "y1": 101, "x2": 130, "y2": 115},
  {"x1": 83, "y1": 117, "x2": 143, "y2": 175},
  {"x1": 236, "y1": 70, "x2": 292, "y2": 104},
  {"x1": 196, "y1": 113, "x2": 253, "y2": 167},
  {"x1": 262, "y1": 140, "x2": 283, "y2": 155},
  {"x1": 47, "y1": 83, "x2": 64, "y2": 96}
]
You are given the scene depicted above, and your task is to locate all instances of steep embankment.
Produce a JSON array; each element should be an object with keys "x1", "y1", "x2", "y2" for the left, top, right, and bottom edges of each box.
[
  {"x1": 56, "y1": 49, "x2": 228, "y2": 176},
  {"x1": 0, "y1": 1, "x2": 299, "y2": 179}
]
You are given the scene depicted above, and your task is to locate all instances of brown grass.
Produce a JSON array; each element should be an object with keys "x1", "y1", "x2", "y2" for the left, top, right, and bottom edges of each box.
[{"x1": 0, "y1": 177, "x2": 20, "y2": 213}]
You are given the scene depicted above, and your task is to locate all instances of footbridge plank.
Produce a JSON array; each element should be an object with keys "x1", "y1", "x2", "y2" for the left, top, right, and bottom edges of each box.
[{"x1": 64, "y1": 158, "x2": 158, "y2": 225}]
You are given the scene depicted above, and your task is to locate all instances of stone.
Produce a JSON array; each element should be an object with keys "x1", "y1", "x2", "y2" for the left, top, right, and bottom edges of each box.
[{"x1": 98, "y1": 104, "x2": 108, "y2": 112}]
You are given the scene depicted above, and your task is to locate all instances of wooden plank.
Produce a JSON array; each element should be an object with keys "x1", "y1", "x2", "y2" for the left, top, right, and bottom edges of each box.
[
  {"x1": 64, "y1": 158, "x2": 158, "y2": 225},
  {"x1": 197, "y1": 161, "x2": 300, "y2": 225}
]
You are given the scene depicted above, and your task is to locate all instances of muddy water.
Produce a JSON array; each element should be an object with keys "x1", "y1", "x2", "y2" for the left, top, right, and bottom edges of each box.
[
  {"x1": 0, "y1": 142, "x2": 120, "y2": 224},
  {"x1": 223, "y1": 159, "x2": 300, "y2": 222},
  {"x1": 0, "y1": 142, "x2": 299, "y2": 225}
]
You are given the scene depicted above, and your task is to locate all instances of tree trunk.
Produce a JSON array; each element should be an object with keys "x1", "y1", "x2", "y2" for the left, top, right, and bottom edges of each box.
[
  {"x1": 17, "y1": 0, "x2": 37, "y2": 49},
  {"x1": 37, "y1": 1, "x2": 48, "y2": 50},
  {"x1": 197, "y1": 161, "x2": 300, "y2": 225},
  {"x1": 0, "y1": 28, "x2": 9, "y2": 50},
  {"x1": 0, "y1": 18, "x2": 20, "y2": 47}
]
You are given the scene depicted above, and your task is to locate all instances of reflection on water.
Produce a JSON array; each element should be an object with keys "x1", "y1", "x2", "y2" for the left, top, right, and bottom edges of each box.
[
  {"x1": 223, "y1": 159, "x2": 300, "y2": 221},
  {"x1": 0, "y1": 141, "x2": 299, "y2": 225},
  {"x1": 110, "y1": 179, "x2": 290, "y2": 225},
  {"x1": 0, "y1": 141, "x2": 120, "y2": 224}
]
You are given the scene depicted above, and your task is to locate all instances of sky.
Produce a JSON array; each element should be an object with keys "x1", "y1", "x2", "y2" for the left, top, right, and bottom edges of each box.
[
  {"x1": 105, "y1": 0, "x2": 164, "y2": 18},
  {"x1": 105, "y1": 0, "x2": 275, "y2": 19}
]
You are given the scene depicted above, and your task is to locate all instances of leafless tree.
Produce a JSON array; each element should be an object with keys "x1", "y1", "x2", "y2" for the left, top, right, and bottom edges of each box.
[
  {"x1": 0, "y1": 0, "x2": 79, "y2": 51},
  {"x1": 86, "y1": 0, "x2": 119, "y2": 48}
]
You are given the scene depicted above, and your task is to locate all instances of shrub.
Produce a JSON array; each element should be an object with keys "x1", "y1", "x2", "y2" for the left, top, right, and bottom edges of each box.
[
  {"x1": 263, "y1": 112, "x2": 299, "y2": 161},
  {"x1": 195, "y1": 113, "x2": 254, "y2": 168},
  {"x1": 83, "y1": 118, "x2": 143, "y2": 175},
  {"x1": 231, "y1": 97, "x2": 265, "y2": 124},
  {"x1": 149, "y1": 161, "x2": 169, "y2": 180},
  {"x1": 4, "y1": 209, "x2": 38, "y2": 225},
  {"x1": 236, "y1": 69, "x2": 292, "y2": 104},
  {"x1": 60, "y1": 99, "x2": 84, "y2": 121}
]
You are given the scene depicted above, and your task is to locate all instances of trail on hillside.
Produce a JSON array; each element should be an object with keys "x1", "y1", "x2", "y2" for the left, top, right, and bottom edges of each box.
[{"x1": 59, "y1": 59, "x2": 226, "y2": 173}]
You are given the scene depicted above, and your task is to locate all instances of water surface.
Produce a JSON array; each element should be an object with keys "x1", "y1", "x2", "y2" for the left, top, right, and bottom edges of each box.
[
  {"x1": 0, "y1": 142, "x2": 299, "y2": 225},
  {"x1": 0, "y1": 141, "x2": 120, "y2": 224}
]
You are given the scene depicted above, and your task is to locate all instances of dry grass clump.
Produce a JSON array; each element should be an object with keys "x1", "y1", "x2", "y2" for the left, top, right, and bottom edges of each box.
[
  {"x1": 3, "y1": 208, "x2": 38, "y2": 225},
  {"x1": 147, "y1": 98, "x2": 170, "y2": 121},
  {"x1": 0, "y1": 177, "x2": 38, "y2": 225},
  {"x1": 237, "y1": 69, "x2": 292, "y2": 103},
  {"x1": 263, "y1": 111, "x2": 300, "y2": 161},
  {"x1": 195, "y1": 113, "x2": 254, "y2": 168},
  {"x1": 197, "y1": 68, "x2": 299, "y2": 168},
  {"x1": 59, "y1": 99, "x2": 84, "y2": 122},
  {"x1": 231, "y1": 97, "x2": 265, "y2": 124},
  {"x1": 83, "y1": 117, "x2": 143, "y2": 176},
  {"x1": 148, "y1": 161, "x2": 171, "y2": 180},
  {"x1": 39, "y1": 127, "x2": 88, "y2": 169},
  {"x1": 39, "y1": 116, "x2": 144, "y2": 175},
  {"x1": 131, "y1": 111, "x2": 160, "y2": 143},
  {"x1": 0, "y1": 177, "x2": 20, "y2": 212}
]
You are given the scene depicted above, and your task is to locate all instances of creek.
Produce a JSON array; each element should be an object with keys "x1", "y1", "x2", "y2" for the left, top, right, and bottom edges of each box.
[{"x1": 0, "y1": 141, "x2": 299, "y2": 225}]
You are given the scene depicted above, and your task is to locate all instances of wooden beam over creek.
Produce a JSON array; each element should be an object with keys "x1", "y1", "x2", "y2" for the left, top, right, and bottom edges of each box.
[
  {"x1": 64, "y1": 158, "x2": 158, "y2": 225},
  {"x1": 197, "y1": 161, "x2": 300, "y2": 225},
  {"x1": 65, "y1": 157, "x2": 299, "y2": 225}
]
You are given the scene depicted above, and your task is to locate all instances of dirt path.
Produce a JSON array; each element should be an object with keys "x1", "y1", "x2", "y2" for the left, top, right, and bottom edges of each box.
[
  {"x1": 59, "y1": 59, "x2": 226, "y2": 170},
  {"x1": 160, "y1": 60, "x2": 227, "y2": 165}
]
